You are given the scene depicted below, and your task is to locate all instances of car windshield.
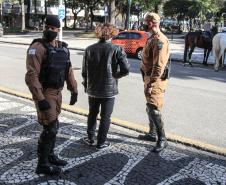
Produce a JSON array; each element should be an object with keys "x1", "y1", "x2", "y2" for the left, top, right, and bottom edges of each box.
[
  {"x1": 129, "y1": 33, "x2": 141, "y2": 39},
  {"x1": 113, "y1": 32, "x2": 128, "y2": 39}
]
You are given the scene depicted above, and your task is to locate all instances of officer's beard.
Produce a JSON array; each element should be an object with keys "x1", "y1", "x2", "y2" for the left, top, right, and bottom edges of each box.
[
  {"x1": 43, "y1": 30, "x2": 58, "y2": 42},
  {"x1": 151, "y1": 27, "x2": 160, "y2": 35}
]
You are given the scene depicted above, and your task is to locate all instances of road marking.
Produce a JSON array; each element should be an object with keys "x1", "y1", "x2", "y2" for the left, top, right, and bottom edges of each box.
[{"x1": 0, "y1": 86, "x2": 226, "y2": 156}]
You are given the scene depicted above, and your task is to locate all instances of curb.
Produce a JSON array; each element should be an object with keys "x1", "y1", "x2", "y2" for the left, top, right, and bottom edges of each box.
[
  {"x1": 0, "y1": 86, "x2": 225, "y2": 156},
  {"x1": 0, "y1": 40, "x2": 85, "y2": 51},
  {"x1": 0, "y1": 40, "x2": 216, "y2": 65}
]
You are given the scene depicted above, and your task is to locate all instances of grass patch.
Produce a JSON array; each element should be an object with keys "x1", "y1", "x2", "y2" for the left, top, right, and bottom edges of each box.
[{"x1": 4, "y1": 28, "x2": 29, "y2": 34}]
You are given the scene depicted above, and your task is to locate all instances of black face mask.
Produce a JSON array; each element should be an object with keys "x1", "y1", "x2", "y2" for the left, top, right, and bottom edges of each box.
[
  {"x1": 143, "y1": 24, "x2": 149, "y2": 32},
  {"x1": 43, "y1": 30, "x2": 58, "y2": 42}
]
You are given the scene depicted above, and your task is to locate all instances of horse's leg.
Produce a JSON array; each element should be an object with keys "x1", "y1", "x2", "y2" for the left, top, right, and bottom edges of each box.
[
  {"x1": 222, "y1": 50, "x2": 226, "y2": 68},
  {"x1": 183, "y1": 35, "x2": 189, "y2": 64},
  {"x1": 188, "y1": 45, "x2": 194, "y2": 67},
  {"x1": 204, "y1": 49, "x2": 211, "y2": 66},
  {"x1": 203, "y1": 49, "x2": 207, "y2": 65},
  {"x1": 219, "y1": 49, "x2": 224, "y2": 69},
  {"x1": 183, "y1": 48, "x2": 188, "y2": 65},
  {"x1": 214, "y1": 49, "x2": 220, "y2": 71}
]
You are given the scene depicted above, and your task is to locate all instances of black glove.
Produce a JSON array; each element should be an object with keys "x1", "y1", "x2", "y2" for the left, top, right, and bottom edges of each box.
[
  {"x1": 69, "y1": 93, "x2": 78, "y2": 105},
  {"x1": 82, "y1": 81, "x2": 87, "y2": 93},
  {"x1": 38, "y1": 99, "x2": 51, "y2": 111}
]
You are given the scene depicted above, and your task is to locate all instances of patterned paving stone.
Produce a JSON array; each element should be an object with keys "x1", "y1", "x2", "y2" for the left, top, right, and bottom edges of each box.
[{"x1": 0, "y1": 92, "x2": 226, "y2": 185}]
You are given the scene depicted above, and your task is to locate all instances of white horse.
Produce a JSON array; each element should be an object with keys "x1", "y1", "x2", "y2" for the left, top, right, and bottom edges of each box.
[{"x1": 212, "y1": 32, "x2": 226, "y2": 71}]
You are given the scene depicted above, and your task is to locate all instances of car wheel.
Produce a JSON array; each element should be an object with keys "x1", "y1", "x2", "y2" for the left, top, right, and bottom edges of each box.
[{"x1": 136, "y1": 48, "x2": 143, "y2": 60}]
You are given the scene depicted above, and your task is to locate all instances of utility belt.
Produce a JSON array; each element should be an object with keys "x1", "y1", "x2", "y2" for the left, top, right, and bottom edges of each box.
[
  {"x1": 161, "y1": 55, "x2": 171, "y2": 80},
  {"x1": 43, "y1": 88, "x2": 61, "y2": 95},
  {"x1": 144, "y1": 55, "x2": 171, "y2": 80},
  {"x1": 144, "y1": 71, "x2": 152, "y2": 76}
]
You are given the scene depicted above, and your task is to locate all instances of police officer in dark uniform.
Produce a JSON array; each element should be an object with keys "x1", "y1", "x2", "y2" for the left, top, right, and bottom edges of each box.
[{"x1": 25, "y1": 15, "x2": 78, "y2": 175}]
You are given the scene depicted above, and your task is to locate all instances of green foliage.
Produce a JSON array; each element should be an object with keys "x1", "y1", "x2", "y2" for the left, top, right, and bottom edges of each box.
[
  {"x1": 114, "y1": 0, "x2": 164, "y2": 13},
  {"x1": 219, "y1": 1, "x2": 226, "y2": 14},
  {"x1": 163, "y1": 0, "x2": 225, "y2": 20}
]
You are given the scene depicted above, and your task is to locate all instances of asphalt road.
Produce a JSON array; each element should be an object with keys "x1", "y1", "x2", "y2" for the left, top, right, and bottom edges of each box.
[
  {"x1": 0, "y1": 43, "x2": 226, "y2": 148},
  {"x1": 0, "y1": 92, "x2": 226, "y2": 185}
]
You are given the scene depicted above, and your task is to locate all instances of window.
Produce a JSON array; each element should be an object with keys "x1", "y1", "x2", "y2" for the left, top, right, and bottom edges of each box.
[
  {"x1": 129, "y1": 33, "x2": 141, "y2": 39},
  {"x1": 115, "y1": 32, "x2": 128, "y2": 39}
]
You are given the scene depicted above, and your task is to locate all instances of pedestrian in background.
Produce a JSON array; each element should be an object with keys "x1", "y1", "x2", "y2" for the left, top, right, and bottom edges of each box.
[
  {"x1": 82, "y1": 23, "x2": 130, "y2": 150},
  {"x1": 25, "y1": 15, "x2": 78, "y2": 175},
  {"x1": 203, "y1": 20, "x2": 212, "y2": 33},
  {"x1": 138, "y1": 12, "x2": 170, "y2": 153}
]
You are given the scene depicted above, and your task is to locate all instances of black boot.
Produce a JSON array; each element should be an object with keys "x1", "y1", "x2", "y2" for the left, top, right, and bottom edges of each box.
[
  {"x1": 152, "y1": 114, "x2": 168, "y2": 152},
  {"x1": 138, "y1": 105, "x2": 157, "y2": 142},
  {"x1": 49, "y1": 136, "x2": 67, "y2": 166},
  {"x1": 138, "y1": 127, "x2": 157, "y2": 142},
  {"x1": 36, "y1": 123, "x2": 62, "y2": 175},
  {"x1": 146, "y1": 105, "x2": 168, "y2": 153},
  {"x1": 152, "y1": 125, "x2": 168, "y2": 153},
  {"x1": 152, "y1": 138, "x2": 168, "y2": 153},
  {"x1": 36, "y1": 141, "x2": 62, "y2": 175}
]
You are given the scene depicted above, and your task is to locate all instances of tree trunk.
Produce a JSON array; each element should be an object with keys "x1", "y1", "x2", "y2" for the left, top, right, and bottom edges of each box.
[
  {"x1": 109, "y1": 0, "x2": 116, "y2": 24},
  {"x1": 34, "y1": 0, "x2": 37, "y2": 26},
  {"x1": 21, "y1": 0, "x2": 25, "y2": 31},
  {"x1": 73, "y1": 13, "x2": 77, "y2": 29},
  {"x1": 85, "y1": 5, "x2": 89, "y2": 32},
  {"x1": 64, "y1": 0, "x2": 67, "y2": 28},
  {"x1": 25, "y1": 0, "x2": 30, "y2": 28},
  {"x1": 90, "y1": 7, "x2": 94, "y2": 30},
  {"x1": 125, "y1": 0, "x2": 131, "y2": 29},
  {"x1": 44, "y1": 0, "x2": 47, "y2": 19}
]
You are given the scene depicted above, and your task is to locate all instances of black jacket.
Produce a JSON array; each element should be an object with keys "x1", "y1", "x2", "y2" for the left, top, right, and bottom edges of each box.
[{"x1": 82, "y1": 40, "x2": 130, "y2": 98}]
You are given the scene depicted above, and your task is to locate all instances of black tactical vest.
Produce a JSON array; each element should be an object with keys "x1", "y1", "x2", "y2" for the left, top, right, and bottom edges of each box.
[{"x1": 31, "y1": 39, "x2": 70, "y2": 89}]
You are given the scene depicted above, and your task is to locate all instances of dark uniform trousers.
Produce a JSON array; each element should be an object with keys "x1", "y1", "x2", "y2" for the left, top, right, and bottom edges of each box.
[{"x1": 146, "y1": 103, "x2": 166, "y2": 141}]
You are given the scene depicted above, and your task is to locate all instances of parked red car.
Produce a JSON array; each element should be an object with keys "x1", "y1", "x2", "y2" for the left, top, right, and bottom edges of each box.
[{"x1": 111, "y1": 30, "x2": 149, "y2": 59}]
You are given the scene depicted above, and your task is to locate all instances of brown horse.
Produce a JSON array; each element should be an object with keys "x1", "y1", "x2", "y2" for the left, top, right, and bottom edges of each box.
[{"x1": 183, "y1": 30, "x2": 215, "y2": 66}]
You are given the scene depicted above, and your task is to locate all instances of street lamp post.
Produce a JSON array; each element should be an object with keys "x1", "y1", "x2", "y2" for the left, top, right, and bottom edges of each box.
[
  {"x1": 0, "y1": 3, "x2": 2, "y2": 23},
  {"x1": 21, "y1": 0, "x2": 25, "y2": 31},
  {"x1": 58, "y1": 0, "x2": 64, "y2": 41},
  {"x1": 125, "y1": 0, "x2": 132, "y2": 30}
]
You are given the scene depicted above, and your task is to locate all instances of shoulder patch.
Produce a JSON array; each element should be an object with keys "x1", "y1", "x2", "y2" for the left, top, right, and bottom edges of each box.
[
  {"x1": 157, "y1": 41, "x2": 163, "y2": 50},
  {"x1": 28, "y1": 48, "x2": 36, "y2": 55}
]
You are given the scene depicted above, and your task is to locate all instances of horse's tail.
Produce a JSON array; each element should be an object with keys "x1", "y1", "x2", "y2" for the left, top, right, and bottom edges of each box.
[{"x1": 183, "y1": 33, "x2": 189, "y2": 63}]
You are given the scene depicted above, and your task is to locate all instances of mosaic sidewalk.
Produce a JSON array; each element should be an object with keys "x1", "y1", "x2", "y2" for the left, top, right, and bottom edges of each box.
[{"x1": 0, "y1": 92, "x2": 225, "y2": 185}]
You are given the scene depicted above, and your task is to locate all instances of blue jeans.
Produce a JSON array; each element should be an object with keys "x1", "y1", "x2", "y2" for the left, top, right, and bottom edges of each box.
[{"x1": 87, "y1": 96, "x2": 115, "y2": 145}]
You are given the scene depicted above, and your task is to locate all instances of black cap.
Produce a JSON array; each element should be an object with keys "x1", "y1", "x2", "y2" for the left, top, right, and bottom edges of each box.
[{"x1": 45, "y1": 15, "x2": 60, "y2": 28}]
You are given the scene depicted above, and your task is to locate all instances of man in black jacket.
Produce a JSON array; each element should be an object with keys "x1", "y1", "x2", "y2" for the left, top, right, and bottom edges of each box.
[{"x1": 82, "y1": 23, "x2": 130, "y2": 150}]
